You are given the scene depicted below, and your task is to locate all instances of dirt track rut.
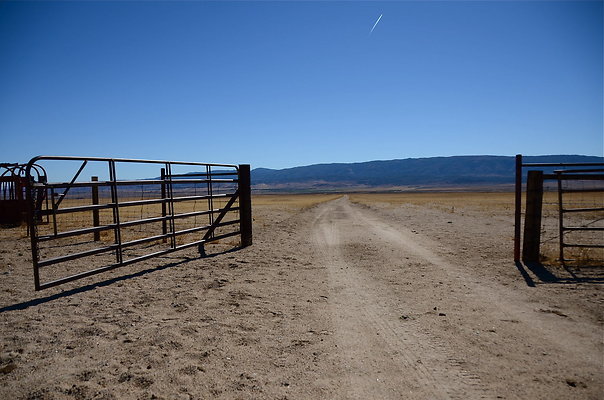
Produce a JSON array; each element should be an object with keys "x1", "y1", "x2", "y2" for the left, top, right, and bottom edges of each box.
[{"x1": 310, "y1": 196, "x2": 602, "y2": 399}]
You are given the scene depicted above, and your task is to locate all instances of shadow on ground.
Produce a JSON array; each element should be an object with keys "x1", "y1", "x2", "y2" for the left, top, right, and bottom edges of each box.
[
  {"x1": 515, "y1": 261, "x2": 604, "y2": 287},
  {"x1": 0, "y1": 246, "x2": 242, "y2": 313}
]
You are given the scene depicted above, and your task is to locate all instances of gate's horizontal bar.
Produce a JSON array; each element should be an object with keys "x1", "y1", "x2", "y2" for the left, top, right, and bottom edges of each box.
[
  {"x1": 37, "y1": 244, "x2": 118, "y2": 268},
  {"x1": 556, "y1": 174, "x2": 604, "y2": 181},
  {"x1": 555, "y1": 169, "x2": 604, "y2": 174},
  {"x1": 560, "y1": 188, "x2": 604, "y2": 194},
  {"x1": 522, "y1": 162, "x2": 604, "y2": 168},
  {"x1": 170, "y1": 193, "x2": 236, "y2": 204},
  {"x1": 172, "y1": 207, "x2": 240, "y2": 221},
  {"x1": 562, "y1": 227, "x2": 604, "y2": 232},
  {"x1": 28, "y1": 155, "x2": 239, "y2": 169},
  {"x1": 37, "y1": 207, "x2": 241, "y2": 241},
  {"x1": 561, "y1": 243, "x2": 604, "y2": 248},
  {"x1": 39, "y1": 193, "x2": 237, "y2": 215},
  {"x1": 168, "y1": 172, "x2": 237, "y2": 178},
  {"x1": 36, "y1": 230, "x2": 243, "y2": 290},
  {"x1": 173, "y1": 220, "x2": 239, "y2": 237},
  {"x1": 37, "y1": 219, "x2": 240, "y2": 267},
  {"x1": 40, "y1": 178, "x2": 238, "y2": 189},
  {"x1": 561, "y1": 207, "x2": 604, "y2": 213},
  {"x1": 173, "y1": 231, "x2": 241, "y2": 251}
]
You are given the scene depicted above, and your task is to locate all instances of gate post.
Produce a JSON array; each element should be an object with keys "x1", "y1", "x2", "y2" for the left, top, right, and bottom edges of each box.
[
  {"x1": 514, "y1": 154, "x2": 523, "y2": 262},
  {"x1": 522, "y1": 170, "x2": 544, "y2": 263},
  {"x1": 161, "y1": 168, "x2": 167, "y2": 243},
  {"x1": 91, "y1": 176, "x2": 100, "y2": 241},
  {"x1": 238, "y1": 164, "x2": 252, "y2": 247}
]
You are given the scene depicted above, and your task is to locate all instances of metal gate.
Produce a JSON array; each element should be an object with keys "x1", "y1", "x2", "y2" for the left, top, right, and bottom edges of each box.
[
  {"x1": 26, "y1": 156, "x2": 252, "y2": 290},
  {"x1": 1, "y1": 163, "x2": 47, "y2": 226},
  {"x1": 514, "y1": 154, "x2": 603, "y2": 264},
  {"x1": 556, "y1": 169, "x2": 604, "y2": 264}
]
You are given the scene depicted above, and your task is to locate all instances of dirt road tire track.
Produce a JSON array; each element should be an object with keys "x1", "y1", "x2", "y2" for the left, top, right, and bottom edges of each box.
[
  {"x1": 311, "y1": 196, "x2": 602, "y2": 399},
  {"x1": 312, "y1": 197, "x2": 492, "y2": 399}
]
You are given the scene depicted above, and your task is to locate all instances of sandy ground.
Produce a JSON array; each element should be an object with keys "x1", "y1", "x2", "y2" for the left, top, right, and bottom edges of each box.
[{"x1": 0, "y1": 195, "x2": 602, "y2": 399}]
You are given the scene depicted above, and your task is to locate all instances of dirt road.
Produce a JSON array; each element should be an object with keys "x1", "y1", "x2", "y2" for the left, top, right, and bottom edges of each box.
[
  {"x1": 310, "y1": 196, "x2": 601, "y2": 399},
  {"x1": 0, "y1": 195, "x2": 602, "y2": 399}
]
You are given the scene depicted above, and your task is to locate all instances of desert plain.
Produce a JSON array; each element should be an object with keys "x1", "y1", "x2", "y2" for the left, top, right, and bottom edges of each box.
[{"x1": 0, "y1": 192, "x2": 602, "y2": 399}]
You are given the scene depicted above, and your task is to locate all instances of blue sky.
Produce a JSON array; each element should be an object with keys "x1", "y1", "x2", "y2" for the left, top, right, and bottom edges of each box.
[{"x1": 0, "y1": 0, "x2": 602, "y2": 174}]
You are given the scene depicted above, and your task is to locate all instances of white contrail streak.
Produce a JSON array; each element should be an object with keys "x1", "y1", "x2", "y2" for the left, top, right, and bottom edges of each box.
[{"x1": 370, "y1": 14, "x2": 383, "y2": 34}]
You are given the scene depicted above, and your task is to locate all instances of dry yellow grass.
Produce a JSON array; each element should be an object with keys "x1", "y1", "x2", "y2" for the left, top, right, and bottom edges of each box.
[
  {"x1": 348, "y1": 192, "x2": 517, "y2": 214},
  {"x1": 252, "y1": 193, "x2": 342, "y2": 209}
]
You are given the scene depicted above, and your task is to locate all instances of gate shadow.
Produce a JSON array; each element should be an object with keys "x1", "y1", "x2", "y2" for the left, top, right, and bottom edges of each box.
[
  {"x1": 515, "y1": 261, "x2": 604, "y2": 287},
  {"x1": 0, "y1": 246, "x2": 242, "y2": 314}
]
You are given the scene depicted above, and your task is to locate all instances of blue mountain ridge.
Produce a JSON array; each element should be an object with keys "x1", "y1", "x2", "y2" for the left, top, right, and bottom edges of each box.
[{"x1": 251, "y1": 155, "x2": 604, "y2": 187}]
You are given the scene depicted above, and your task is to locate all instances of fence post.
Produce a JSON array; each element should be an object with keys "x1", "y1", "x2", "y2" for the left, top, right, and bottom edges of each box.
[
  {"x1": 238, "y1": 164, "x2": 252, "y2": 247},
  {"x1": 514, "y1": 154, "x2": 522, "y2": 262},
  {"x1": 161, "y1": 168, "x2": 167, "y2": 243},
  {"x1": 91, "y1": 176, "x2": 100, "y2": 241},
  {"x1": 522, "y1": 170, "x2": 543, "y2": 263}
]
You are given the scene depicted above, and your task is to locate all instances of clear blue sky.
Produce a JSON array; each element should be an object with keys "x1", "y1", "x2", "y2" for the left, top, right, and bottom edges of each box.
[{"x1": 1, "y1": 0, "x2": 602, "y2": 173}]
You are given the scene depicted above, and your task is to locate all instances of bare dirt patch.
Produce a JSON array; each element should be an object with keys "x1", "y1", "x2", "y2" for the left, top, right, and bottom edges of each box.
[{"x1": 0, "y1": 194, "x2": 602, "y2": 399}]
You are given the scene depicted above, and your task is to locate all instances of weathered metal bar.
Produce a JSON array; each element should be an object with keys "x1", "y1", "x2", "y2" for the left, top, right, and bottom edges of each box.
[
  {"x1": 553, "y1": 168, "x2": 604, "y2": 174},
  {"x1": 26, "y1": 169, "x2": 41, "y2": 290},
  {"x1": 555, "y1": 174, "x2": 604, "y2": 181},
  {"x1": 27, "y1": 155, "x2": 238, "y2": 168},
  {"x1": 560, "y1": 188, "x2": 604, "y2": 193},
  {"x1": 175, "y1": 220, "x2": 239, "y2": 237},
  {"x1": 239, "y1": 164, "x2": 253, "y2": 247},
  {"x1": 92, "y1": 176, "x2": 100, "y2": 241},
  {"x1": 168, "y1": 172, "x2": 237, "y2": 178},
  {"x1": 26, "y1": 156, "x2": 249, "y2": 290},
  {"x1": 174, "y1": 231, "x2": 241, "y2": 251},
  {"x1": 202, "y1": 190, "x2": 240, "y2": 241},
  {"x1": 109, "y1": 160, "x2": 123, "y2": 265},
  {"x1": 161, "y1": 168, "x2": 167, "y2": 243},
  {"x1": 54, "y1": 160, "x2": 87, "y2": 209},
  {"x1": 166, "y1": 163, "x2": 177, "y2": 249},
  {"x1": 522, "y1": 170, "x2": 544, "y2": 263},
  {"x1": 561, "y1": 207, "x2": 604, "y2": 213},
  {"x1": 37, "y1": 193, "x2": 238, "y2": 216},
  {"x1": 37, "y1": 207, "x2": 241, "y2": 242},
  {"x1": 37, "y1": 244, "x2": 119, "y2": 268},
  {"x1": 562, "y1": 227, "x2": 604, "y2": 231},
  {"x1": 557, "y1": 172, "x2": 565, "y2": 263},
  {"x1": 40, "y1": 178, "x2": 237, "y2": 189},
  {"x1": 522, "y1": 162, "x2": 604, "y2": 168},
  {"x1": 514, "y1": 154, "x2": 522, "y2": 262},
  {"x1": 206, "y1": 165, "x2": 214, "y2": 238},
  {"x1": 562, "y1": 243, "x2": 604, "y2": 249}
]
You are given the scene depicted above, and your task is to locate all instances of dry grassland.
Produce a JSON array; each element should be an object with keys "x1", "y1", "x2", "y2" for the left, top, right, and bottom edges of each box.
[
  {"x1": 252, "y1": 194, "x2": 342, "y2": 209},
  {"x1": 0, "y1": 191, "x2": 602, "y2": 399},
  {"x1": 349, "y1": 192, "x2": 516, "y2": 214}
]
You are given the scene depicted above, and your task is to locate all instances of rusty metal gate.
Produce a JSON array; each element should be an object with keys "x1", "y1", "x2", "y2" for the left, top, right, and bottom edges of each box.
[
  {"x1": 514, "y1": 154, "x2": 603, "y2": 264},
  {"x1": 26, "y1": 156, "x2": 252, "y2": 290},
  {"x1": 1, "y1": 163, "x2": 47, "y2": 226},
  {"x1": 555, "y1": 169, "x2": 604, "y2": 264}
]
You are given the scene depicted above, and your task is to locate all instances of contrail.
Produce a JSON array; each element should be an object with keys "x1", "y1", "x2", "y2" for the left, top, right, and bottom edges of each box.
[{"x1": 370, "y1": 14, "x2": 383, "y2": 34}]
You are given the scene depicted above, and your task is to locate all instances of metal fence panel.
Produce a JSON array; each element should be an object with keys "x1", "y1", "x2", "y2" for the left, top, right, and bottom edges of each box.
[{"x1": 25, "y1": 156, "x2": 251, "y2": 290}]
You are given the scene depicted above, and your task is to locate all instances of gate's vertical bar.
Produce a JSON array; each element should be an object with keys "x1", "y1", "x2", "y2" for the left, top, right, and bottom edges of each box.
[
  {"x1": 26, "y1": 162, "x2": 41, "y2": 290},
  {"x1": 206, "y1": 165, "x2": 214, "y2": 238},
  {"x1": 522, "y1": 170, "x2": 543, "y2": 263},
  {"x1": 514, "y1": 154, "x2": 523, "y2": 262},
  {"x1": 161, "y1": 168, "x2": 167, "y2": 243},
  {"x1": 51, "y1": 188, "x2": 58, "y2": 237},
  {"x1": 557, "y1": 171, "x2": 565, "y2": 264},
  {"x1": 238, "y1": 164, "x2": 252, "y2": 247},
  {"x1": 166, "y1": 163, "x2": 177, "y2": 249},
  {"x1": 91, "y1": 176, "x2": 100, "y2": 241},
  {"x1": 109, "y1": 160, "x2": 123, "y2": 264}
]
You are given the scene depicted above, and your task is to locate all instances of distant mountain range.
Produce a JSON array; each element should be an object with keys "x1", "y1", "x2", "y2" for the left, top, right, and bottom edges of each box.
[{"x1": 251, "y1": 155, "x2": 604, "y2": 191}]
